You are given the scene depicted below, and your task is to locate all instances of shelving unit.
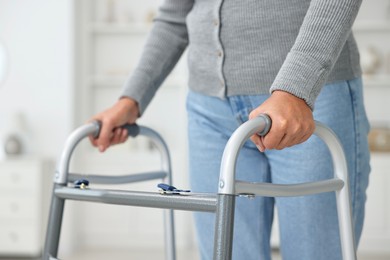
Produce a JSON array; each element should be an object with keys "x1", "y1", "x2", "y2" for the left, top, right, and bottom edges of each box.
[
  {"x1": 363, "y1": 75, "x2": 390, "y2": 87},
  {"x1": 89, "y1": 23, "x2": 152, "y2": 35},
  {"x1": 353, "y1": 21, "x2": 390, "y2": 32},
  {"x1": 352, "y1": 1, "x2": 390, "y2": 254}
]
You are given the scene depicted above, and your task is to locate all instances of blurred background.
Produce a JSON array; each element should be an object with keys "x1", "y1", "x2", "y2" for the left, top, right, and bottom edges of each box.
[{"x1": 0, "y1": 0, "x2": 389, "y2": 259}]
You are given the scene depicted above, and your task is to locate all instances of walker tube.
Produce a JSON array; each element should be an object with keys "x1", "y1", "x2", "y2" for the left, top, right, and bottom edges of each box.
[
  {"x1": 51, "y1": 121, "x2": 176, "y2": 260},
  {"x1": 314, "y1": 122, "x2": 356, "y2": 260},
  {"x1": 43, "y1": 184, "x2": 65, "y2": 259},
  {"x1": 216, "y1": 116, "x2": 356, "y2": 260},
  {"x1": 54, "y1": 121, "x2": 100, "y2": 185},
  {"x1": 218, "y1": 115, "x2": 271, "y2": 195},
  {"x1": 214, "y1": 115, "x2": 271, "y2": 260}
]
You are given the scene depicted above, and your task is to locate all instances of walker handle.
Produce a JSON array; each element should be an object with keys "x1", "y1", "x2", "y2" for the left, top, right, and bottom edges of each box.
[
  {"x1": 256, "y1": 114, "x2": 272, "y2": 136},
  {"x1": 92, "y1": 121, "x2": 140, "y2": 139},
  {"x1": 54, "y1": 121, "x2": 171, "y2": 185}
]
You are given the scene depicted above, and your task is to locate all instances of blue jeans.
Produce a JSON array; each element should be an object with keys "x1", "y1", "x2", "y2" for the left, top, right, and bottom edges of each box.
[{"x1": 186, "y1": 77, "x2": 370, "y2": 260}]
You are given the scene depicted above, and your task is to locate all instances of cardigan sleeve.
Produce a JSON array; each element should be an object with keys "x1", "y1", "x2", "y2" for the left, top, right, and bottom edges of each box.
[
  {"x1": 270, "y1": 0, "x2": 362, "y2": 109},
  {"x1": 120, "y1": 0, "x2": 194, "y2": 115}
]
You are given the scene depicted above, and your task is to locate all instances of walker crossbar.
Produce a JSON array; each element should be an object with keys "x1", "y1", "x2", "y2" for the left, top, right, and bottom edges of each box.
[
  {"x1": 235, "y1": 178, "x2": 344, "y2": 197},
  {"x1": 68, "y1": 171, "x2": 167, "y2": 185},
  {"x1": 55, "y1": 187, "x2": 217, "y2": 212}
]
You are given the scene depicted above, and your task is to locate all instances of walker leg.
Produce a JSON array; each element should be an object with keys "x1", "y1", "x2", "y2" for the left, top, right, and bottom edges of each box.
[
  {"x1": 336, "y1": 189, "x2": 357, "y2": 260},
  {"x1": 43, "y1": 184, "x2": 66, "y2": 260},
  {"x1": 213, "y1": 194, "x2": 236, "y2": 260},
  {"x1": 164, "y1": 209, "x2": 176, "y2": 260}
]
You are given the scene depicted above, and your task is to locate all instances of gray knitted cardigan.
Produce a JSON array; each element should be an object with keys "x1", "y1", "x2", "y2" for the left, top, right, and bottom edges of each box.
[{"x1": 121, "y1": 0, "x2": 362, "y2": 114}]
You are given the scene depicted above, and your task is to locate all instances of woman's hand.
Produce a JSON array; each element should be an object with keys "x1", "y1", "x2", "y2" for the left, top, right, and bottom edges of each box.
[
  {"x1": 249, "y1": 91, "x2": 315, "y2": 152},
  {"x1": 88, "y1": 97, "x2": 140, "y2": 152}
]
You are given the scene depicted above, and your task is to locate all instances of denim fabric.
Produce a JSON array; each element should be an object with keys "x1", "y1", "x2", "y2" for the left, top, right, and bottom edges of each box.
[{"x1": 186, "y1": 77, "x2": 370, "y2": 260}]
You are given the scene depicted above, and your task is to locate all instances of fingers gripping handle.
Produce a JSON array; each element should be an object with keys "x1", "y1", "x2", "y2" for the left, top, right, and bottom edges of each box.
[{"x1": 93, "y1": 121, "x2": 140, "y2": 138}]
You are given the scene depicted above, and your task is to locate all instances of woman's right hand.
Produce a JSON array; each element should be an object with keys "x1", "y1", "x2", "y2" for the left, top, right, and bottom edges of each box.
[{"x1": 88, "y1": 97, "x2": 140, "y2": 152}]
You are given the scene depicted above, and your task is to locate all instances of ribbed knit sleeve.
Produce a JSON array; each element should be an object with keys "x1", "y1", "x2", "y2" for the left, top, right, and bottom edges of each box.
[
  {"x1": 120, "y1": 0, "x2": 193, "y2": 115},
  {"x1": 270, "y1": 0, "x2": 362, "y2": 109}
]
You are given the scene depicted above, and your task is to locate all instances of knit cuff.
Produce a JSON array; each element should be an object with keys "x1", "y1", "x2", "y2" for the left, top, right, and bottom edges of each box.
[
  {"x1": 120, "y1": 70, "x2": 155, "y2": 116},
  {"x1": 270, "y1": 51, "x2": 330, "y2": 110}
]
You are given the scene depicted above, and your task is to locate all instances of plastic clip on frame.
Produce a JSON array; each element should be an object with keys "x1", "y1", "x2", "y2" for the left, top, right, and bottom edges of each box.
[{"x1": 43, "y1": 115, "x2": 356, "y2": 260}]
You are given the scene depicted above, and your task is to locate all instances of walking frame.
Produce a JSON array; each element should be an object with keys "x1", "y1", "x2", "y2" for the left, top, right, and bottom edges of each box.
[{"x1": 43, "y1": 114, "x2": 357, "y2": 260}]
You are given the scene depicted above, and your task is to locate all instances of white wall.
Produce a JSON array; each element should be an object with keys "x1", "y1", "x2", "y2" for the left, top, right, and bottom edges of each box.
[
  {"x1": 0, "y1": 0, "x2": 74, "y2": 159},
  {"x1": 0, "y1": 0, "x2": 76, "y2": 255}
]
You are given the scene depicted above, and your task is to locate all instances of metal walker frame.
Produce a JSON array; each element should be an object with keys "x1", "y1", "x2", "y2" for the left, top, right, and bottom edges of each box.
[{"x1": 43, "y1": 115, "x2": 356, "y2": 260}]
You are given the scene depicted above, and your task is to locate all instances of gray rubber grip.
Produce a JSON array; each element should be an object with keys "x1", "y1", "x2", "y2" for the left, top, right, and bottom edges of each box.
[
  {"x1": 257, "y1": 114, "x2": 272, "y2": 136},
  {"x1": 121, "y1": 124, "x2": 140, "y2": 137},
  {"x1": 93, "y1": 121, "x2": 140, "y2": 138}
]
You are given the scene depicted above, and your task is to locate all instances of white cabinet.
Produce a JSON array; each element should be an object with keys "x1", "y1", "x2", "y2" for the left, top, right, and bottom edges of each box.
[
  {"x1": 0, "y1": 158, "x2": 52, "y2": 257},
  {"x1": 359, "y1": 153, "x2": 390, "y2": 254}
]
